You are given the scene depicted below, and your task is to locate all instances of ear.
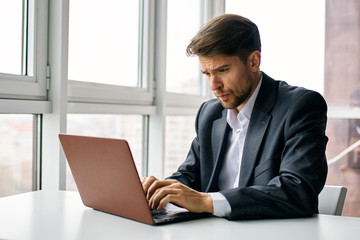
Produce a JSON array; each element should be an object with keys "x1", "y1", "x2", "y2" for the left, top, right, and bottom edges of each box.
[{"x1": 248, "y1": 51, "x2": 261, "y2": 72}]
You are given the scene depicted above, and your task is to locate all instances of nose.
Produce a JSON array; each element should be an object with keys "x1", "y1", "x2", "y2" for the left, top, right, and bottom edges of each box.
[{"x1": 209, "y1": 74, "x2": 223, "y2": 91}]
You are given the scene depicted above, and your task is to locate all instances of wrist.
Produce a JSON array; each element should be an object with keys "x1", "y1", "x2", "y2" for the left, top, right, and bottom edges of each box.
[
  {"x1": 208, "y1": 192, "x2": 231, "y2": 217},
  {"x1": 202, "y1": 193, "x2": 214, "y2": 213}
]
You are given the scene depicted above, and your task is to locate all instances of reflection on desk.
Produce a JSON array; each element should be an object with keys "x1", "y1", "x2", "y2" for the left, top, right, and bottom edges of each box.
[{"x1": 0, "y1": 190, "x2": 359, "y2": 240}]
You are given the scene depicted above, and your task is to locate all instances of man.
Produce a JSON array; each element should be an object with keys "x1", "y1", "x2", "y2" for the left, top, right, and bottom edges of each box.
[{"x1": 142, "y1": 14, "x2": 328, "y2": 220}]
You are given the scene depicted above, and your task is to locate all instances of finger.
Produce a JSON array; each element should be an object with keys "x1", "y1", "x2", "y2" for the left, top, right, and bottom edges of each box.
[
  {"x1": 149, "y1": 186, "x2": 179, "y2": 210},
  {"x1": 149, "y1": 183, "x2": 183, "y2": 209},
  {"x1": 149, "y1": 183, "x2": 213, "y2": 213},
  {"x1": 156, "y1": 194, "x2": 177, "y2": 210},
  {"x1": 147, "y1": 180, "x2": 176, "y2": 199},
  {"x1": 141, "y1": 176, "x2": 157, "y2": 194}
]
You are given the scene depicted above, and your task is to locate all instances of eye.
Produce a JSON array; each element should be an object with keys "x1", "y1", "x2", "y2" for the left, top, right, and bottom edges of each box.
[
  {"x1": 218, "y1": 68, "x2": 228, "y2": 73},
  {"x1": 201, "y1": 71, "x2": 210, "y2": 77}
]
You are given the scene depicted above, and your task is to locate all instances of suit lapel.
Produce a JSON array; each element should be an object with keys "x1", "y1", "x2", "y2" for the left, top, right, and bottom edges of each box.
[
  {"x1": 238, "y1": 73, "x2": 277, "y2": 187},
  {"x1": 205, "y1": 109, "x2": 229, "y2": 192},
  {"x1": 238, "y1": 110, "x2": 271, "y2": 187}
]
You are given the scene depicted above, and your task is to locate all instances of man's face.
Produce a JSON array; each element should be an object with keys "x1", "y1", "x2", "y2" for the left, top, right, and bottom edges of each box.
[{"x1": 199, "y1": 54, "x2": 260, "y2": 111}]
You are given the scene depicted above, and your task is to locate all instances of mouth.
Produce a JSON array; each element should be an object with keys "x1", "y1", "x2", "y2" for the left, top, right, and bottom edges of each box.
[{"x1": 215, "y1": 93, "x2": 230, "y2": 101}]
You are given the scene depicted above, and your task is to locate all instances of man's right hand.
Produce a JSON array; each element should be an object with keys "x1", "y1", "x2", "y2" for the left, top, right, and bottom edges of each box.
[{"x1": 141, "y1": 176, "x2": 214, "y2": 214}]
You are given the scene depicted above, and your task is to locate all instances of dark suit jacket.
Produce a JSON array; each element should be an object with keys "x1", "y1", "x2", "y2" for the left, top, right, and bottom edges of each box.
[{"x1": 168, "y1": 72, "x2": 328, "y2": 220}]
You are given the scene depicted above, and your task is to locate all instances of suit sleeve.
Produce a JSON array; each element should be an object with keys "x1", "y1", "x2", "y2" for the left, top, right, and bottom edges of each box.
[{"x1": 221, "y1": 91, "x2": 328, "y2": 220}]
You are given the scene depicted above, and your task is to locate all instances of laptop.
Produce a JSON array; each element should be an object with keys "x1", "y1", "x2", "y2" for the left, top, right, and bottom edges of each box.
[{"x1": 59, "y1": 134, "x2": 211, "y2": 225}]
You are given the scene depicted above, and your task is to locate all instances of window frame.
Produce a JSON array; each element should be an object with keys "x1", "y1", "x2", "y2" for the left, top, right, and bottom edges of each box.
[{"x1": 0, "y1": 0, "x2": 48, "y2": 100}]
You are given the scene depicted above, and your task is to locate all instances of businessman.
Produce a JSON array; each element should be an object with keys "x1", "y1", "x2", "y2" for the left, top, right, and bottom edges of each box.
[{"x1": 142, "y1": 14, "x2": 328, "y2": 220}]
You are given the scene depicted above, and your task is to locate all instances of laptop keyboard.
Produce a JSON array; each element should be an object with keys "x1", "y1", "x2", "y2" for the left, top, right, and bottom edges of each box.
[
  {"x1": 151, "y1": 205, "x2": 212, "y2": 224},
  {"x1": 151, "y1": 208, "x2": 192, "y2": 220},
  {"x1": 151, "y1": 208, "x2": 167, "y2": 217}
]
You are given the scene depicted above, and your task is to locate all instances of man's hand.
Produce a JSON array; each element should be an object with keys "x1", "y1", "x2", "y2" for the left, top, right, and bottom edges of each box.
[{"x1": 141, "y1": 176, "x2": 214, "y2": 214}]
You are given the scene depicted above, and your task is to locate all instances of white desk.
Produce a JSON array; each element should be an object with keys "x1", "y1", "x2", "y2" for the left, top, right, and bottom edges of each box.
[{"x1": 0, "y1": 190, "x2": 359, "y2": 240}]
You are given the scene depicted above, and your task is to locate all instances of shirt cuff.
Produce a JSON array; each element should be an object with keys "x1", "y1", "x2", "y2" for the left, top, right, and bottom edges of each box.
[{"x1": 208, "y1": 192, "x2": 231, "y2": 217}]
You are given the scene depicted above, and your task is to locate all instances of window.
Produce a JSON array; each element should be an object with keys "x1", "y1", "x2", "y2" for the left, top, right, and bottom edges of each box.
[
  {"x1": 66, "y1": 114, "x2": 146, "y2": 190},
  {"x1": 226, "y1": 0, "x2": 360, "y2": 217},
  {"x1": 0, "y1": 0, "x2": 219, "y2": 199},
  {"x1": 67, "y1": 0, "x2": 152, "y2": 105},
  {"x1": 68, "y1": 0, "x2": 140, "y2": 87},
  {"x1": 226, "y1": 0, "x2": 325, "y2": 94},
  {"x1": 164, "y1": 115, "x2": 196, "y2": 177},
  {"x1": 0, "y1": 0, "x2": 47, "y2": 99},
  {"x1": 324, "y1": 0, "x2": 360, "y2": 217},
  {"x1": 162, "y1": 0, "x2": 209, "y2": 178},
  {"x1": 0, "y1": 0, "x2": 47, "y2": 197},
  {"x1": 0, "y1": 114, "x2": 36, "y2": 197},
  {"x1": 166, "y1": 0, "x2": 204, "y2": 95},
  {"x1": 0, "y1": 1, "x2": 25, "y2": 75}
]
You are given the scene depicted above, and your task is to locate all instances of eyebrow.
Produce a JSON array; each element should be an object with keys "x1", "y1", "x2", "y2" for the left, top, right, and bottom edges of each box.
[{"x1": 201, "y1": 64, "x2": 231, "y2": 74}]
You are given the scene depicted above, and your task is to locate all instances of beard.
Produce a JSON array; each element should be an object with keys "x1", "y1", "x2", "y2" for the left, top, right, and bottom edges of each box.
[
  {"x1": 215, "y1": 69, "x2": 257, "y2": 109},
  {"x1": 219, "y1": 89, "x2": 251, "y2": 109},
  {"x1": 215, "y1": 87, "x2": 253, "y2": 109}
]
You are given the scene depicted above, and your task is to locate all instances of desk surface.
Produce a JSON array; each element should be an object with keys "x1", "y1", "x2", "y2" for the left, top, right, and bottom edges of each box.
[{"x1": 0, "y1": 190, "x2": 359, "y2": 240}]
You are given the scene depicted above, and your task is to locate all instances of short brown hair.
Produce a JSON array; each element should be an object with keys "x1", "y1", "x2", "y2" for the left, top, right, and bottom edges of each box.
[{"x1": 186, "y1": 14, "x2": 261, "y2": 63}]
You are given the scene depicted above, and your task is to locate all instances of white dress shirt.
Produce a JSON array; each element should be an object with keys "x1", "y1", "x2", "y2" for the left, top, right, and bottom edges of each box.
[{"x1": 209, "y1": 75, "x2": 263, "y2": 217}]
